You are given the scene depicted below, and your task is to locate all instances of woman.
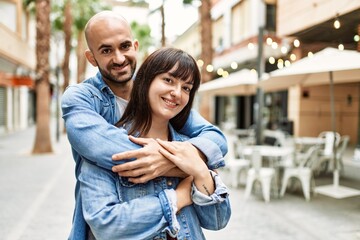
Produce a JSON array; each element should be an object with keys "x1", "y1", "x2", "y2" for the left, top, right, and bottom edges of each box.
[{"x1": 79, "y1": 47, "x2": 231, "y2": 240}]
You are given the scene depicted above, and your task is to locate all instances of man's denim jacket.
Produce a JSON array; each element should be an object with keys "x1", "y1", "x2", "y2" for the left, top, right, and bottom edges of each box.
[
  {"x1": 79, "y1": 125, "x2": 231, "y2": 240},
  {"x1": 61, "y1": 71, "x2": 228, "y2": 240}
]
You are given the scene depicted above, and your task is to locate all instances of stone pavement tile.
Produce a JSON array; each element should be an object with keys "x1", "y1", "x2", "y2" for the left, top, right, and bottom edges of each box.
[
  {"x1": 0, "y1": 128, "x2": 75, "y2": 240},
  {"x1": 204, "y1": 169, "x2": 360, "y2": 240}
]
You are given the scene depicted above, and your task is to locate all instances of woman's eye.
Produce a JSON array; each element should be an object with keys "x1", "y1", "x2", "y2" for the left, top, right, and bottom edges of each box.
[
  {"x1": 183, "y1": 86, "x2": 191, "y2": 93},
  {"x1": 164, "y1": 78, "x2": 172, "y2": 83}
]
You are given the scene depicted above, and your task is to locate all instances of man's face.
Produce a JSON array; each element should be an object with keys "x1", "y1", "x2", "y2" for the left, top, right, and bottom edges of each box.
[{"x1": 86, "y1": 19, "x2": 138, "y2": 86}]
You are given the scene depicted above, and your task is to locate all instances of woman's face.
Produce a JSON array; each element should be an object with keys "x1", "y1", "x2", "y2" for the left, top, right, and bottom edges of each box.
[{"x1": 148, "y1": 67, "x2": 193, "y2": 122}]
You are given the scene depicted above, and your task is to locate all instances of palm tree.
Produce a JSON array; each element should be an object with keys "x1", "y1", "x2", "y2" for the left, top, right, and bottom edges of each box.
[
  {"x1": 32, "y1": 0, "x2": 53, "y2": 153},
  {"x1": 183, "y1": 0, "x2": 213, "y2": 120},
  {"x1": 62, "y1": 0, "x2": 72, "y2": 91},
  {"x1": 183, "y1": 0, "x2": 213, "y2": 83},
  {"x1": 72, "y1": 0, "x2": 110, "y2": 83}
]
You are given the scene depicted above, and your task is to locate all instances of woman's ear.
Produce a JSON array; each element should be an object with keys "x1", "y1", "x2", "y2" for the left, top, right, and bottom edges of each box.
[{"x1": 85, "y1": 49, "x2": 97, "y2": 67}]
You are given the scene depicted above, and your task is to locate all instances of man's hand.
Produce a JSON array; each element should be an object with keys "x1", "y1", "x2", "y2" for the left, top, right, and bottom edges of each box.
[{"x1": 112, "y1": 136, "x2": 185, "y2": 183}]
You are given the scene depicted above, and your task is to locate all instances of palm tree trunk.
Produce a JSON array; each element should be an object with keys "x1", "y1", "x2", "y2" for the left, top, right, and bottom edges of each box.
[
  {"x1": 76, "y1": 30, "x2": 87, "y2": 83},
  {"x1": 160, "y1": 2, "x2": 166, "y2": 47},
  {"x1": 62, "y1": 0, "x2": 72, "y2": 91},
  {"x1": 198, "y1": 0, "x2": 213, "y2": 121},
  {"x1": 32, "y1": 0, "x2": 53, "y2": 154},
  {"x1": 199, "y1": 0, "x2": 212, "y2": 84}
]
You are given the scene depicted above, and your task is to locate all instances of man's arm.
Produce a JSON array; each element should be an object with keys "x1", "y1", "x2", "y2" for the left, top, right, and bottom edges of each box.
[
  {"x1": 179, "y1": 109, "x2": 227, "y2": 169},
  {"x1": 112, "y1": 110, "x2": 228, "y2": 183},
  {"x1": 61, "y1": 84, "x2": 141, "y2": 170}
]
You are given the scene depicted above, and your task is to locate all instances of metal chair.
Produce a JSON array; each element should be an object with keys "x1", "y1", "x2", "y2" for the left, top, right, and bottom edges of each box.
[
  {"x1": 244, "y1": 149, "x2": 276, "y2": 203},
  {"x1": 316, "y1": 131, "x2": 341, "y2": 174},
  {"x1": 224, "y1": 134, "x2": 250, "y2": 188},
  {"x1": 280, "y1": 145, "x2": 321, "y2": 201}
]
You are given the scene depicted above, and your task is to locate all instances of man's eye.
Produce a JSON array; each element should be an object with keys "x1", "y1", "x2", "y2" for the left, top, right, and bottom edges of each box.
[
  {"x1": 121, "y1": 43, "x2": 131, "y2": 50},
  {"x1": 101, "y1": 49, "x2": 111, "y2": 54}
]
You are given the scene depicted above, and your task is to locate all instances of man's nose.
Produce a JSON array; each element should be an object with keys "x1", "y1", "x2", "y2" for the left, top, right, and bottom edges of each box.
[{"x1": 113, "y1": 50, "x2": 126, "y2": 64}]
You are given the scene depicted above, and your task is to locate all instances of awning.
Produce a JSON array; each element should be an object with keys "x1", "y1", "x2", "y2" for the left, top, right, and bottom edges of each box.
[
  {"x1": 199, "y1": 69, "x2": 258, "y2": 96},
  {"x1": 258, "y1": 48, "x2": 360, "y2": 92},
  {"x1": 0, "y1": 72, "x2": 34, "y2": 87}
]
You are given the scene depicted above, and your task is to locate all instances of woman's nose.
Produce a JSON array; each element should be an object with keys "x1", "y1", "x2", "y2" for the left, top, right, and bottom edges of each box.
[{"x1": 170, "y1": 85, "x2": 181, "y2": 97}]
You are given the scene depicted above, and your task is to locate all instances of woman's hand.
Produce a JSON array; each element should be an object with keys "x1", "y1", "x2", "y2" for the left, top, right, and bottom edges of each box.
[
  {"x1": 157, "y1": 139, "x2": 215, "y2": 196},
  {"x1": 156, "y1": 139, "x2": 208, "y2": 178}
]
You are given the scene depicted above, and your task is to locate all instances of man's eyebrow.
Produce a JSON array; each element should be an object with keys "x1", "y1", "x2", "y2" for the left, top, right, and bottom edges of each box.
[{"x1": 97, "y1": 44, "x2": 111, "y2": 51}]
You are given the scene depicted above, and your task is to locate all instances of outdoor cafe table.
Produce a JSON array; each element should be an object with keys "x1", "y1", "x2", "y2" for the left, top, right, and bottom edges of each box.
[
  {"x1": 238, "y1": 145, "x2": 294, "y2": 197},
  {"x1": 239, "y1": 145, "x2": 294, "y2": 161},
  {"x1": 294, "y1": 137, "x2": 325, "y2": 145},
  {"x1": 294, "y1": 137, "x2": 326, "y2": 152}
]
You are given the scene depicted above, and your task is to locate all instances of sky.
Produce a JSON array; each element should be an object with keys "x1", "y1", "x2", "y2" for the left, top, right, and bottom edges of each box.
[{"x1": 147, "y1": 0, "x2": 199, "y2": 42}]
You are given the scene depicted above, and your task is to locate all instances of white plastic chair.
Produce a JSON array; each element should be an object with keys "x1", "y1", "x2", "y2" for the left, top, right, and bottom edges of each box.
[
  {"x1": 224, "y1": 134, "x2": 250, "y2": 188},
  {"x1": 280, "y1": 145, "x2": 320, "y2": 201},
  {"x1": 318, "y1": 131, "x2": 340, "y2": 156},
  {"x1": 317, "y1": 135, "x2": 349, "y2": 173},
  {"x1": 244, "y1": 149, "x2": 275, "y2": 203},
  {"x1": 317, "y1": 131, "x2": 341, "y2": 174}
]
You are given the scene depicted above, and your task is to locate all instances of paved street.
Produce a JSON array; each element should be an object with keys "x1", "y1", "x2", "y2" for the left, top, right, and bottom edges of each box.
[{"x1": 1, "y1": 126, "x2": 360, "y2": 240}]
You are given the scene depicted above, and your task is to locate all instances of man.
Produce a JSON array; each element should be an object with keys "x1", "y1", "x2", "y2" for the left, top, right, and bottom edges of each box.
[{"x1": 61, "y1": 11, "x2": 227, "y2": 240}]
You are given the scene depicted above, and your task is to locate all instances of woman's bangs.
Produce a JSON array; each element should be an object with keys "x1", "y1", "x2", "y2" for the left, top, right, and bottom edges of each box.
[{"x1": 170, "y1": 58, "x2": 195, "y2": 83}]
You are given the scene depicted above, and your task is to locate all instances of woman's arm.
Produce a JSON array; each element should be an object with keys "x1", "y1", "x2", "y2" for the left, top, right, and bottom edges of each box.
[
  {"x1": 79, "y1": 160, "x2": 183, "y2": 240},
  {"x1": 157, "y1": 139, "x2": 231, "y2": 230}
]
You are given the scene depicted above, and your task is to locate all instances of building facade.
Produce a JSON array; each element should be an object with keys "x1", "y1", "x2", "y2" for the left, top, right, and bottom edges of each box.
[
  {"x1": 172, "y1": 0, "x2": 360, "y2": 145},
  {"x1": 0, "y1": 0, "x2": 36, "y2": 135}
]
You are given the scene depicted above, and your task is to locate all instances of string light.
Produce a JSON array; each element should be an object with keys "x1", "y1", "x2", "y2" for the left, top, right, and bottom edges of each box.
[
  {"x1": 290, "y1": 53, "x2": 297, "y2": 61},
  {"x1": 271, "y1": 42, "x2": 278, "y2": 49},
  {"x1": 247, "y1": 42, "x2": 254, "y2": 50},
  {"x1": 281, "y1": 46, "x2": 288, "y2": 54},
  {"x1": 206, "y1": 64, "x2": 214, "y2": 72},
  {"x1": 230, "y1": 62, "x2": 238, "y2": 70},
  {"x1": 307, "y1": 52, "x2": 314, "y2": 57},
  {"x1": 197, "y1": 59, "x2": 204, "y2": 67},
  {"x1": 338, "y1": 44, "x2": 344, "y2": 50},
  {"x1": 268, "y1": 57, "x2": 275, "y2": 64},
  {"x1": 217, "y1": 68, "x2": 224, "y2": 76},
  {"x1": 293, "y1": 39, "x2": 300, "y2": 47},
  {"x1": 266, "y1": 37, "x2": 273, "y2": 45},
  {"x1": 354, "y1": 35, "x2": 360, "y2": 42},
  {"x1": 222, "y1": 71, "x2": 229, "y2": 78},
  {"x1": 284, "y1": 60, "x2": 291, "y2": 67}
]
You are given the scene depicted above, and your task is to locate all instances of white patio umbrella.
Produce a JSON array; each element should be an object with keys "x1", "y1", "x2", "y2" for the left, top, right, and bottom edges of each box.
[
  {"x1": 199, "y1": 69, "x2": 258, "y2": 96},
  {"x1": 259, "y1": 47, "x2": 360, "y2": 199}
]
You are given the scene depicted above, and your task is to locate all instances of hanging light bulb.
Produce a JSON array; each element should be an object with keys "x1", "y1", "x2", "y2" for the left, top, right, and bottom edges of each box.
[
  {"x1": 338, "y1": 44, "x2": 344, "y2": 50},
  {"x1": 334, "y1": 19, "x2": 340, "y2": 29}
]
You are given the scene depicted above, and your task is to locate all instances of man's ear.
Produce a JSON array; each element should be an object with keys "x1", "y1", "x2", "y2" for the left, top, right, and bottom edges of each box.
[
  {"x1": 85, "y1": 49, "x2": 97, "y2": 67},
  {"x1": 133, "y1": 39, "x2": 139, "y2": 51}
]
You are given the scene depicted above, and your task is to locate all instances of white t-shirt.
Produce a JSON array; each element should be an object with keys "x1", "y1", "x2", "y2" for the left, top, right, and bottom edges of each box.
[{"x1": 115, "y1": 96, "x2": 128, "y2": 116}]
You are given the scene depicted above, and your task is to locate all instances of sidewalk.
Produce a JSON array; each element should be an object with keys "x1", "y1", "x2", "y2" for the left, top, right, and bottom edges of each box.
[
  {"x1": 1, "y1": 126, "x2": 360, "y2": 240},
  {"x1": 0, "y1": 126, "x2": 75, "y2": 240}
]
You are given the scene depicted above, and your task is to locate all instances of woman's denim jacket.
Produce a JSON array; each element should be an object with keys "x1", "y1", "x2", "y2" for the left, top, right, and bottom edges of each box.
[
  {"x1": 79, "y1": 125, "x2": 231, "y2": 240},
  {"x1": 61, "y1": 72, "x2": 228, "y2": 240}
]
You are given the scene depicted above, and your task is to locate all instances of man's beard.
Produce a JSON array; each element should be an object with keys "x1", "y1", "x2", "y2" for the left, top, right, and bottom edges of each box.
[{"x1": 97, "y1": 60, "x2": 136, "y2": 85}]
